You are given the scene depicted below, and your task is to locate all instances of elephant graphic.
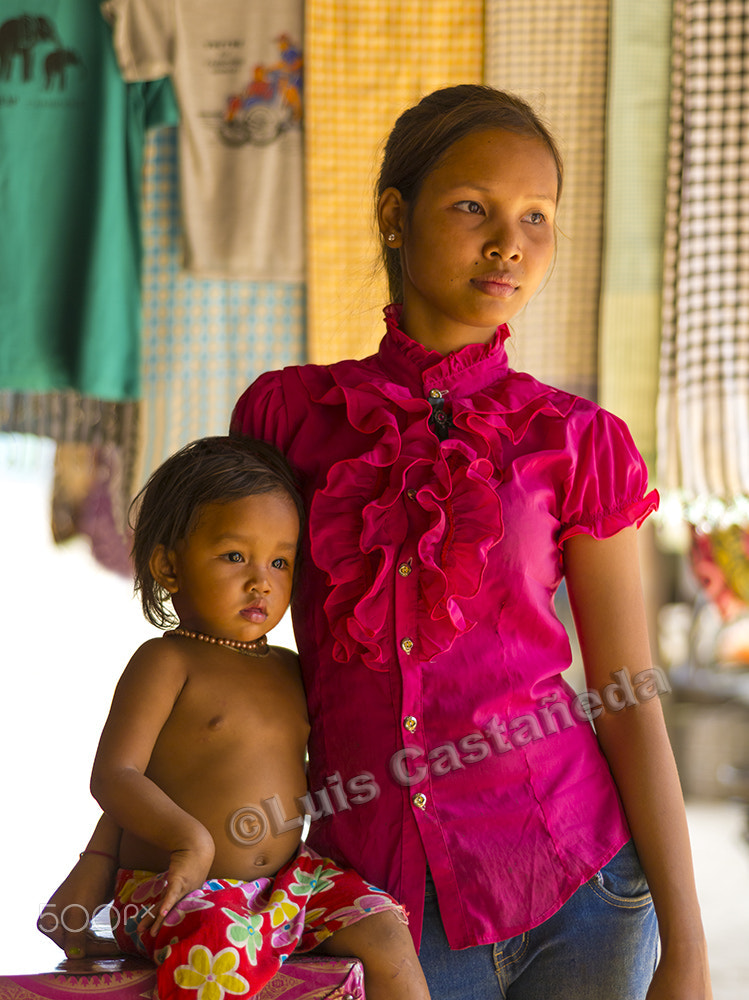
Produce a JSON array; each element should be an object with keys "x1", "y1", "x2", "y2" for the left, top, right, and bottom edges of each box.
[
  {"x1": 45, "y1": 48, "x2": 84, "y2": 90},
  {"x1": 0, "y1": 14, "x2": 59, "y2": 82}
]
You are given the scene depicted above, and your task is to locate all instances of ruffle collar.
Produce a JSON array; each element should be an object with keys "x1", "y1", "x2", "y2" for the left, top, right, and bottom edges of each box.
[
  {"x1": 306, "y1": 306, "x2": 574, "y2": 671},
  {"x1": 378, "y1": 304, "x2": 511, "y2": 397}
]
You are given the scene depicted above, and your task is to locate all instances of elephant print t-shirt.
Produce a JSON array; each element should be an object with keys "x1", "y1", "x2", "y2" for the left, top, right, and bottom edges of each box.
[{"x1": 0, "y1": 0, "x2": 178, "y2": 400}]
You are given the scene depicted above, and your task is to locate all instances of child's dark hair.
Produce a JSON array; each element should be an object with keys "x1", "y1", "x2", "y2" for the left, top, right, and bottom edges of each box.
[
  {"x1": 377, "y1": 84, "x2": 564, "y2": 302},
  {"x1": 130, "y1": 436, "x2": 305, "y2": 629}
]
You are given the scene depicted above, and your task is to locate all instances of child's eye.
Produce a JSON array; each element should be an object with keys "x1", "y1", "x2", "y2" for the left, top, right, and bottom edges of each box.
[
  {"x1": 525, "y1": 211, "x2": 547, "y2": 225},
  {"x1": 225, "y1": 551, "x2": 244, "y2": 563},
  {"x1": 455, "y1": 200, "x2": 484, "y2": 215},
  {"x1": 271, "y1": 558, "x2": 288, "y2": 570}
]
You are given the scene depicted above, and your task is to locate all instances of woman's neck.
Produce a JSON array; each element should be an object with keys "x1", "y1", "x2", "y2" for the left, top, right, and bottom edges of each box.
[{"x1": 398, "y1": 302, "x2": 497, "y2": 356}]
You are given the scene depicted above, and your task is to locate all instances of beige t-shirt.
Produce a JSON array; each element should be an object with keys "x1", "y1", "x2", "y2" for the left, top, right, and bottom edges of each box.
[{"x1": 102, "y1": 0, "x2": 304, "y2": 281}]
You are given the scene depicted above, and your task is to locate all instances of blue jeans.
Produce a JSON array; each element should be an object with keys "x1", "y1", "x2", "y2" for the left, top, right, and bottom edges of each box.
[{"x1": 419, "y1": 841, "x2": 659, "y2": 999}]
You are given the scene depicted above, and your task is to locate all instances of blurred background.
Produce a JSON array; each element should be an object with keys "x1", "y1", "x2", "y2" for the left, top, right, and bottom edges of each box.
[{"x1": 2, "y1": 1, "x2": 749, "y2": 995}]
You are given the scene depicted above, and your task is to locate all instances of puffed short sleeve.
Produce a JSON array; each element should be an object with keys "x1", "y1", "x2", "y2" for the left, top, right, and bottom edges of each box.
[
  {"x1": 230, "y1": 370, "x2": 290, "y2": 451},
  {"x1": 558, "y1": 406, "x2": 659, "y2": 544}
]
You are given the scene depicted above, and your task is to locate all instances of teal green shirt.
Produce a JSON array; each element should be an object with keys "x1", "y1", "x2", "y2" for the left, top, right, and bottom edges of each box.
[{"x1": 0, "y1": 0, "x2": 178, "y2": 400}]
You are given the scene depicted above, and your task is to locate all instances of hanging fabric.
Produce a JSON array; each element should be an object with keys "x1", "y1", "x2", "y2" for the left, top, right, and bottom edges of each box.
[
  {"x1": 0, "y1": 0, "x2": 177, "y2": 401},
  {"x1": 134, "y1": 126, "x2": 306, "y2": 488},
  {"x1": 598, "y1": 0, "x2": 673, "y2": 471},
  {"x1": 0, "y1": 392, "x2": 139, "y2": 576},
  {"x1": 102, "y1": 0, "x2": 304, "y2": 282},
  {"x1": 485, "y1": 0, "x2": 608, "y2": 401},
  {"x1": 657, "y1": 0, "x2": 749, "y2": 525},
  {"x1": 304, "y1": 0, "x2": 482, "y2": 364}
]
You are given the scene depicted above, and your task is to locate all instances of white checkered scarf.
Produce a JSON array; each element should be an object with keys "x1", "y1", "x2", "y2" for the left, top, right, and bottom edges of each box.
[{"x1": 657, "y1": 0, "x2": 749, "y2": 525}]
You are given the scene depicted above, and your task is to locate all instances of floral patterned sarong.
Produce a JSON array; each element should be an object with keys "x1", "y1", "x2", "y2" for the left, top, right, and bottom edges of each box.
[{"x1": 111, "y1": 844, "x2": 405, "y2": 999}]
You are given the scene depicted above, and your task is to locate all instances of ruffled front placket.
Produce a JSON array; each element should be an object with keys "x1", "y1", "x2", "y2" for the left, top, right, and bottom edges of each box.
[{"x1": 306, "y1": 306, "x2": 575, "y2": 670}]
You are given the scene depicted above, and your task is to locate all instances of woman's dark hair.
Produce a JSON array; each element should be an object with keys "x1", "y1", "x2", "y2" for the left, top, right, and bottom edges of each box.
[
  {"x1": 377, "y1": 85, "x2": 564, "y2": 302},
  {"x1": 130, "y1": 435, "x2": 305, "y2": 629}
]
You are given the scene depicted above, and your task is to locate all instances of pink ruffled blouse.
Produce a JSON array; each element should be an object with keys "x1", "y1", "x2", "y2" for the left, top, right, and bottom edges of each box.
[{"x1": 231, "y1": 305, "x2": 659, "y2": 949}]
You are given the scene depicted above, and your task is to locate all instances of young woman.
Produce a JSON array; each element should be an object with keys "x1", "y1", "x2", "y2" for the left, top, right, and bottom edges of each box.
[{"x1": 42, "y1": 86, "x2": 711, "y2": 999}]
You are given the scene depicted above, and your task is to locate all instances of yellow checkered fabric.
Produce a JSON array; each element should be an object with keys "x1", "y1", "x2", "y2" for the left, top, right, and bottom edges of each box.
[{"x1": 305, "y1": 0, "x2": 482, "y2": 363}]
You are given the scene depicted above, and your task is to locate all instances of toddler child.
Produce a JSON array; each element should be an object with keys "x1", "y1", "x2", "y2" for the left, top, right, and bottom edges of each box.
[{"x1": 89, "y1": 435, "x2": 429, "y2": 1000}]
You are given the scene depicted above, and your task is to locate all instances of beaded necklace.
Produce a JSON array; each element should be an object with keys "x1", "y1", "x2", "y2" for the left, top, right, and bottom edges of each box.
[{"x1": 167, "y1": 627, "x2": 268, "y2": 657}]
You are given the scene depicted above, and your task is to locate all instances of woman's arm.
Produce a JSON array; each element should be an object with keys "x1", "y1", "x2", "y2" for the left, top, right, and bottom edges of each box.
[
  {"x1": 563, "y1": 526, "x2": 712, "y2": 1000},
  {"x1": 38, "y1": 812, "x2": 122, "y2": 958},
  {"x1": 90, "y1": 639, "x2": 215, "y2": 931}
]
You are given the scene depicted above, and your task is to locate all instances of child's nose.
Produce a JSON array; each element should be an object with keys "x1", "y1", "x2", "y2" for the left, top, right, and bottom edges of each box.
[{"x1": 246, "y1": 566, "x2": 271, "y2": 593}]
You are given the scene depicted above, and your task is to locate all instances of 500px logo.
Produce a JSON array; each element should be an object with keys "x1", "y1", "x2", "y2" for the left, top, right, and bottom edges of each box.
[{"x1": 38, "y1": 901, "x2": 153, "y2": 934}]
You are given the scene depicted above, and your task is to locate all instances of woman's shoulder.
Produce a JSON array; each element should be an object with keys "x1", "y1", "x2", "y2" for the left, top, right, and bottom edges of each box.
[
  {"x1": 242, "y1": 353, "x2": 384, "y2": 401},
  {"x1": 503, "y1": 368, "x2": 632, "y2": 432},
  {"x1": 231, "y1": 354, "x2": 386, "y2": 449}
]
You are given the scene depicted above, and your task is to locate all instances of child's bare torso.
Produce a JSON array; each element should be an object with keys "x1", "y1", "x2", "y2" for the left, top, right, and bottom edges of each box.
[{"x1": 118, "y1": 639, "x2": 310, "y2": 882}]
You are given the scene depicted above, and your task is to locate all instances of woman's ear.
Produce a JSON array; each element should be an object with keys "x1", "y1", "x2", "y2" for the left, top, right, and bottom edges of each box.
[
  {"x1": 378, "y1": 187, "x2": 406, "y2": 247},
  {"x1": 149, "y1": 544, "x2": 179, "y2": 594}
]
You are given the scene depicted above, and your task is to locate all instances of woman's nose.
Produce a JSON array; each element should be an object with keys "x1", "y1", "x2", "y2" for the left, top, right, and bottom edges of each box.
[{"x1": 483, "y1": 227, "x2": 522, "y2": 261}]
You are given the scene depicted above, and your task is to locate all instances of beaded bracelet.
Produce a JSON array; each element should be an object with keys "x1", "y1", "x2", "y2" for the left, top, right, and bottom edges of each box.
[{"x1": 79, "y1": 849, "x2": 117, "y2": 862}]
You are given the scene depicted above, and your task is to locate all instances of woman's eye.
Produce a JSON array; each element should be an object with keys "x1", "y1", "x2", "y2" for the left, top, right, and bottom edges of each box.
[
  {"x1": 525, "y1": 211, "x2": 546, "y2": 225},
  {"x1": 455, "y1": 200, "x2": 484, "y2": 215}
]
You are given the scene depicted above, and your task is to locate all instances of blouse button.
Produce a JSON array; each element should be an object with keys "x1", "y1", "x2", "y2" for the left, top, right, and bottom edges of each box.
[
  {"x1": 398, "y1": 561, "x2": 412, "y2": 577},
  {"x1": 406, "y1": 488, "x2": 417, "y2": 500},
  {"x1": 400, "y1": 637, "x2": 414, "y2": 655},
  {"x1": 428, "y1": 388, "x2": 444, "y2": 399},
  {"x1": 413, "y1": 792, "x2": 427, "y2": 810},
  {"x1": 403, "y1": 715, "x2": 418, "y2": 732}
]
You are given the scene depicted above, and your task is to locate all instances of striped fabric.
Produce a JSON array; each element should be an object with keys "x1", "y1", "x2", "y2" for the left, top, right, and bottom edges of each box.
[
  {"x1": 136, "y1": 126, "x2": 306, "y2": 488},
  {"x1": 304, "y1": 0, "x2": 482, "y2": 364},
  {"x1": 657, "y1": 0, "x2": 749, "y2": 525},
  {"x1": 485, "y1": 0, "x2": 609, "y2": 401},
  {"x1": 0, "y1": 393, "x2": 137, "y2": 451},
  {"x1": 0, "y1": 393, "x2": 139, "y2": 564}
]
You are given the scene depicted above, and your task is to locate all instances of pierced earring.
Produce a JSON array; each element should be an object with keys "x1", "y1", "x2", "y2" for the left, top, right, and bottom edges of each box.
[{"x1": 387, "y1": 233, "x2": 397, "y2": 243}]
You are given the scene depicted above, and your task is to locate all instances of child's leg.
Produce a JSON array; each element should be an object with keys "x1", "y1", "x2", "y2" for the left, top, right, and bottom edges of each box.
[{"x1": 317, "y1": 910, "x2": 431, "y2": 1000}]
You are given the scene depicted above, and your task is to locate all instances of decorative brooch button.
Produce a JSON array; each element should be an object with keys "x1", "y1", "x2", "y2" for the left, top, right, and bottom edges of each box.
[
  {"x1": 428, "y1": 388, "x2": 444, "y2": 399},
  {"x1": 406, "y1": 488, "x2": 417, "y2": 500},
  {"x1": 403, "y1": 715, "x2": 418, "y2": 732},
  {"x1": 398, "y1": 561, "x2": 412, "y2": 577},
  {"x1": 413, "y1": 793, "x2": 427, "y2": 810},
  {"x1": 400, "y1": 637, "x2": 414, "y2": 654}
]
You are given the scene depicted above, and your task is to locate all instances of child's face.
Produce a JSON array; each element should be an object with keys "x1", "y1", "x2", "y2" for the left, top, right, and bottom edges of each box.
[
  {"x1": 167, "y1": 491, "x2": 299, "y2": 642},
  {"x1": 394, "y1": 128, "x2": 557, "y2": 351}
]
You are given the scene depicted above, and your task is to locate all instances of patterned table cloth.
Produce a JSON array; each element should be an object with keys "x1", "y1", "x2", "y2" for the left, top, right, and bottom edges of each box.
[{"x1": 0, "y1": 954, "x2": 363, "y2": 1000}]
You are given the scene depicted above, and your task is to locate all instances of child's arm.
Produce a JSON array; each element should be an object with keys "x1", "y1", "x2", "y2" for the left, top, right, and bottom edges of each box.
[
  {"x1": 90, "y1": 639, "x2": 215, "y2": 932},
  {"x1": 564, "y1": 526, "x2": 712, "y2": 1000}
]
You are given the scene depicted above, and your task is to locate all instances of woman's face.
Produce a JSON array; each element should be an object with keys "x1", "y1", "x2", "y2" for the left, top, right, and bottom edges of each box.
[{"x1": 382, "y1": 128, "x2": 558, "y2": 354}]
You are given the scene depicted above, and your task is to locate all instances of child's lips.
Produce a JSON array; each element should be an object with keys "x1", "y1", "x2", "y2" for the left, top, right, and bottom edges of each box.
[{"x1": 240, "y1": 604, "x2": 268, "y2": 623}]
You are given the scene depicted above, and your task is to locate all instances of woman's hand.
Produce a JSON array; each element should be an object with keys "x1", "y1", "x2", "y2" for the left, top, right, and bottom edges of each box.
[
  {"x1": 37, "y1": 851, "x2": 120, "y2": 959},
  {"x1": 646, "y1": 940, "x2": 713, "y2": 999},
  {"x1": 137, "y1": 840, "x2": 214, "y2": 938}
]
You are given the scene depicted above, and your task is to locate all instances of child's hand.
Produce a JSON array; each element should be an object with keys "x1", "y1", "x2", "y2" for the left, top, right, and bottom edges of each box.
[
  {"x1": 138, "y1": 841, "x2": 214, "y2": 938},
  {"x1": 38, "y1": 852, "x2": 120, "y2": 959}
]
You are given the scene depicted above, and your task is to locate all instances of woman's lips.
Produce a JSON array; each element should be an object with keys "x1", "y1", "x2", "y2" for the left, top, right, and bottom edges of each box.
[{"x1": 471, "y1": 274, "x2": 519, "y2": 298}]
